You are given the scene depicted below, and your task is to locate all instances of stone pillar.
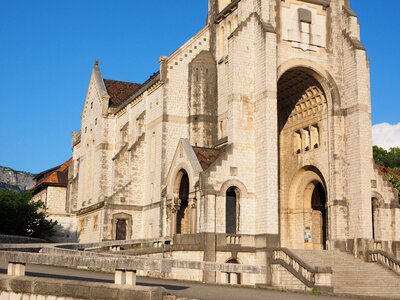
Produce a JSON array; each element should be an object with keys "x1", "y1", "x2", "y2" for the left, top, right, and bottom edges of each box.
[
  {"x1": 115, "y1": 270, "x2": 124, "y2": 284},
  {"x1": 167, "y1": 200, "x2": 179, "y2": 237},
  {"x1": 115, "y1": 270, "x2": 137, "y2": 286},
  {"x1": 7, "y1": 262, "x2": 26, "y2": 276},
  {"x1": 125, "y1": 270, "x2": 137, "y2": 286},
  {"x1": 221, "y1": 272, "x2": 229, "y2": 284},
  {"x1": 189, "y1": 196, "x2": 197, "y2": 234}
]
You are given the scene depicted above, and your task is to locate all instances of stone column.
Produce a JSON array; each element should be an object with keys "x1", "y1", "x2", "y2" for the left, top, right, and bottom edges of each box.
[
  {"x1": 168, "y1": 202, "x2": 179, "y2": 236},
  {"x1": 189, "y1": 196, "x2": 197, "y2": 234},
  {"x1": 114, "y1": 270, "x2": 124, "y2": 285},
  {"x1": 125, "y1": 270, "x2": 137, "y2": 286},
  {"x1": 7, "y1": 262, "x2": 26, "y2": 276}
]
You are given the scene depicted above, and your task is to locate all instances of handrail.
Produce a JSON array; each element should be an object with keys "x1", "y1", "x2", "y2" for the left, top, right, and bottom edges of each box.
[
  {"x1": 271, "y1": 248, "x2": 332, "y2": 289},
  {"x1": 367, "y1": 250, "x2": 400, "y2": 275}
]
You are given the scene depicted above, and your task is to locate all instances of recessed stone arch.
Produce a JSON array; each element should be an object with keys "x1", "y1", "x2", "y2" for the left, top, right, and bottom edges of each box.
[
  {"x1": 278, "y1": 64, "x2": 333, "y2": 250},
  {"x1": 282, "y1": 166, "x2": 328, "y2": 250},
  {"x1": 277, "y1": 59, "x2": 341, "y2": 112},
  {"x1": 218, "y1": 179, "x2": 248, "y2": 198},
  {"x1": 173, "y1": 169, "x2": 191, "y2": 235},
  {"x1": 169, "y1": 162, "x2": 197, "y2": 199}
]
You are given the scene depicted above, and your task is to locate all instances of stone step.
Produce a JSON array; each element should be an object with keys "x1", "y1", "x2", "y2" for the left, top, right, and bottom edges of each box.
[{"x1": 289, "y1": 249, "x2": 400, "y2": 298}]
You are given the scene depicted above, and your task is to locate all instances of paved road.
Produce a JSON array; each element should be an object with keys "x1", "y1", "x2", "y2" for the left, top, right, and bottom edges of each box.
[{"x1": 0, "y1": 263, "x2": 359, "y2": 300}]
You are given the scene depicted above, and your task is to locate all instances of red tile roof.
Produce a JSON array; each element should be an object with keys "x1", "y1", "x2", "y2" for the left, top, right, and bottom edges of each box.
[
  {"x1": 192, "y1": 146, "x2": 225, "y2": 171},
  {"x1": 32, "y1": 159, "x2": 72, "y2": 192},
  {"x1": 104, "y1": 79, "x2": 142, "y2": 108}
]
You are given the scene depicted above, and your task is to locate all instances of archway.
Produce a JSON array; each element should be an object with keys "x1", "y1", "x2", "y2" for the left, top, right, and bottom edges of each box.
[
  {"x1": 278, "y1": 67, "x2": 330, "y2": 250},
  {"x1": 176, "y1": 170, "x2": 190, "y2": 234},
  {"x1": 226, "y1": 187, "x2": 239, "y2": 234},
  {"x1": 310, "y1": 182, "x2": 327, "y2": 249},
  {"x1": 282, "y1": 166, "x2": 329, "y2": 249}
]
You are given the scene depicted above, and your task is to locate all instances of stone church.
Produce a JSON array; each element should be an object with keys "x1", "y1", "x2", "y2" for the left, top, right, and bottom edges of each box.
[{"x1": 58, "y1": 0, "x2": 399, "y2": 286}]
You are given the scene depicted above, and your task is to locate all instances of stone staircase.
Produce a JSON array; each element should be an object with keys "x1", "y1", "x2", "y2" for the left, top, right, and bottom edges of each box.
[{"x1": 291, "y1": 249, "x2": 400, "y2": 298}]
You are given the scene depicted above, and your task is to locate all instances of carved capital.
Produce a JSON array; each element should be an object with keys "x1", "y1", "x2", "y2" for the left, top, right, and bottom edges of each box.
[{"x1": 189, "y1": 198, "x2": 197, "y2": 209}]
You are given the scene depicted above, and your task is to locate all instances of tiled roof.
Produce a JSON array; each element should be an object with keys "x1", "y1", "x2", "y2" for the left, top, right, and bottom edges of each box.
[
  {"x1": 103, "y1": 79, "x2": 142, "y2": 108},
  {"x1": 192, "y1": 146, "x2": 225, "y2": 171},
  {"x1": 32, "y1": 159, "x2": 72, "y2": 192}
]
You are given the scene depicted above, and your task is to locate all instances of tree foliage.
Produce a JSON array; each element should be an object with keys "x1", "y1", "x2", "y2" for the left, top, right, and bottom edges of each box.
[
  {"x1": 0, "y1": 189, "x2": 57, "y2": 240},
  {"x1": 373, "y1": 146, "x2": 400, "y2": 168},
  {"x1": 373, "y1": 146, "x2": 400, "y2": 200}
]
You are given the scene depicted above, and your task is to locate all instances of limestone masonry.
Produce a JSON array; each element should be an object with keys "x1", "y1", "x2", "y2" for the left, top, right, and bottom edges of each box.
[{"x1": 31, "y1": 0, "x2": 400, "y2": 286}]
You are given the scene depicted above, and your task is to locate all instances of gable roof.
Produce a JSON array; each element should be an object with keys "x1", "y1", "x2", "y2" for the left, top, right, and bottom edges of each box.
[
  {"x1": 192, "y1": 146, "x2": 225, "y2": 171},
  {"x1": 32, "y1": 159, "x2": 72, "y2": 193},
  {"x1": 103, "y1": 79, "x2": 143, "y2": 108}
]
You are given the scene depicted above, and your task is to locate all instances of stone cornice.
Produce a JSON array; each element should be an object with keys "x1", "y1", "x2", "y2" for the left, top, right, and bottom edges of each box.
[
  {"x1": 215, "y1": 0, "x2": 240, "y2": 24},
  {"x1": 77, "y1": 201, "x2": 105, "y2": 216},
  {"x1": 296, "y1": 0, "x2": 330, "y2": 8}
]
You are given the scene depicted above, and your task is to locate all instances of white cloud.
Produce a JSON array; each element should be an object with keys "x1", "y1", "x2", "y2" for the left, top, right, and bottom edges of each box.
[{"x1": 372, "y1": 122, "x2": 400, "y2": 150}]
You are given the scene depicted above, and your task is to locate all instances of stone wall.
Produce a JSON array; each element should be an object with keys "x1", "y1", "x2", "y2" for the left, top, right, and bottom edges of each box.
[
  {"x1": 0, "y1": 235, "x2": 46, "y2": 244},
  {"x1": 0, "y1": 275, "x2": 167, "y2": 300}
]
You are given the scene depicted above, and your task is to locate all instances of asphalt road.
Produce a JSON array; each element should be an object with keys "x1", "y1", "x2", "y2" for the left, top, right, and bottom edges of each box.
[{"x1": 0, "y1": 263, "x2": 359, "y2": 300}]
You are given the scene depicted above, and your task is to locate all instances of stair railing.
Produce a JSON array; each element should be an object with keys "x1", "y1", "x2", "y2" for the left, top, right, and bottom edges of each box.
[
  {"x1": 271, "y1": 248, "x2": 333, "y2": 291},
  {"x1": 367, "y1": 250, "x2": 400, "y2": 275}
]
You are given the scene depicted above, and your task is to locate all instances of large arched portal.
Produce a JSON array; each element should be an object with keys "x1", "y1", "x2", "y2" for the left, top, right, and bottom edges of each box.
[
  {"x1": 278, "y1": 67, "x2": 330, "y2": 249},
  {"x1": 176, "y1": 170, "x2": 190, "y2": 234}
]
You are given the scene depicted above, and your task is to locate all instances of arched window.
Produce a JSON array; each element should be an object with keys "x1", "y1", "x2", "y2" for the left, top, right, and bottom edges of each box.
[{"x1": 226, "y1": 187, "x2": 239, "y2": 234}]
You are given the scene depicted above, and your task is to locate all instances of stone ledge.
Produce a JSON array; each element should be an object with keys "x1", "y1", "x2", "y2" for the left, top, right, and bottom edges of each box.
[{"x1": 0, "y1": 274, "x2": 167, "y2": 300}]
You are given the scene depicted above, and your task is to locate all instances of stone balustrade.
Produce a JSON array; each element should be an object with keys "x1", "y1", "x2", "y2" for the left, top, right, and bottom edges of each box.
[
  {"x1": 368, "y1": 250, "x2": 400, "y2": 275},
  {"x1": 271, "y1": 248, "x2": 332, "y2": 291}
]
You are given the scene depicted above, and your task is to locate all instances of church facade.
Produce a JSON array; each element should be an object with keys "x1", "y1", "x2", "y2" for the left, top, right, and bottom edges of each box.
[{"x1": 64, "y1": 0, "x2": 399, "y2": 285}]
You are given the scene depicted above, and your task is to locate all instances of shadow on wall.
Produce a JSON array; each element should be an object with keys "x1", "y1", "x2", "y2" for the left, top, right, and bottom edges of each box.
[{"x1": 50, "y1": 224, "x2": 78, "y2": 243}]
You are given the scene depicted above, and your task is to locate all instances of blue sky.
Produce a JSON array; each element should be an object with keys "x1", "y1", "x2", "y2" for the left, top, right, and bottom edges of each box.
[{"x1": 0, "y1": 1, "x2": 398, "y2": 173}]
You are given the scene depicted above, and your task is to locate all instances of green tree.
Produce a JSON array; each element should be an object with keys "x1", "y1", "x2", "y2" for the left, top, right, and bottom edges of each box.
[
  {"x1": 373, "y1": 146, "x2": 400, "y2": 168},
  {"x1": 0, "y1": 189, "x2": 57, "y2": 240}
]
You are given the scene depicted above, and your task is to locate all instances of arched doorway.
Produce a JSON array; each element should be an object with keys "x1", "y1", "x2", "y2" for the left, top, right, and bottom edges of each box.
[
  {"x1": 176, "y1": 171, "x2": 190, "y2": 234},
  {"x1": 278, "y1": 67, "x2": 330, "y2": 250},
  {"x1": 311, "y1": 183, "x2": 327, "y2": 249},
  {"x1": 226, "y1": 187, "x2": 239, "y2": 234}
]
